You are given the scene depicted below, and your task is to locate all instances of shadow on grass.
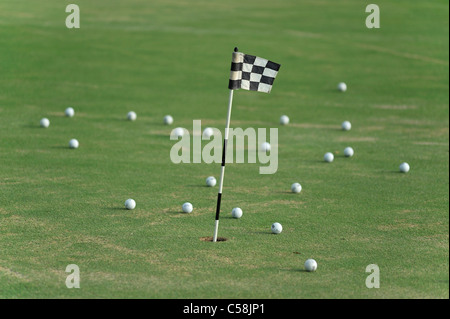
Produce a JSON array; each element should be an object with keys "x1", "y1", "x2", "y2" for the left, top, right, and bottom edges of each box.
[
  {"x1": 301, "y1": 160, "x2": 329, "y2": 164},
  {"x1": 221, "y1": 216, "x2": 239, "y2": 220},
  {"x1": 382, "y1": 170, "x2": 405, "y2": 174},
  {"x1": 275, "y1": 191, "x2": 297, "y2": 194},
  {"x1": 107, "y1": 207, "x2": 127, "y2": 211},
  {"x1": 23, "y1": 124, "x2": 42, "y2": 129},
  {"x1": 100, "y1": 207, "x2": 128, "y2": 214},
  {"x1": 251, "y1": 231, "x2": 274, "y2": 235},
  {"x1": 282, "y1": 268, "x2": 310, "y2": 273}
]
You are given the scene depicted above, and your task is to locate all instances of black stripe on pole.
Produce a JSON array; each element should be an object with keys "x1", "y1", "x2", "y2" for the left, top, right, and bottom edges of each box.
[
  {"x1": 228, "y1": 79, "x2": 241, "y2": 90},
  {"x1": 230, "y1": 62, "x2": 243, "y2": 71},
  {"x1": 215, "y1": 193, "x2": 222, "y2": 221},
  {"x1": 215, "y1": 138, "x2": 228, "y2": 221},
  {"x1": 221, "y1": 139, "x2": 228, "y2": 166}
]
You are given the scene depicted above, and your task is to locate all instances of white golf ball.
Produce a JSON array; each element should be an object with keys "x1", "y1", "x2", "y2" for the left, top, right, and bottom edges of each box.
[
  {"x1": 65, "y1": 107, "x2": 75, "y2": 117},
  {"x1": 40, "y1": 118, "x2": 50, "y2": 128},
  {"x1": 124, "y1": 199, "x2": 136, "y2": 210},
  {"x1": 182, "y1": 202, "x2": 193, "y2": 213},
  {"x1": 304, "y1": 259, "x2": 318, "y2": 272},
  {"x1": 260, "y1": 142, "x2": 271, "y2": 152},
  {"x1": 163, "y1": 115, "x2": 173, "y2": 125},
  {"x1": 291, "y1": 183, "x2": 302, "y2": 194},
  {"x1": 172, "y1": 127, "x2": 185, "y2": 138},
  {"x1": 206, "y1": 176, "x2": 217, "y2": 187},
  {"x1": 202, "y1": 127, "x2": 214, "y2": 139},
  {"x1": 344, "y1": 147, "x2": 354, "y2": 157},
  {"x1": 127, "y1": 111, "x2": 137, "y2": 121},
  {"x1": 280, "y1": 115, "x2": 290, "y2": 125},
  {"x1": 337, "y1": 82, "x2": 347, "y2": 92},
  {"x1": 342, "y1": 121, "x2": 352, "y2": 131},
  {"x1": 399, "y1": 162, "x2": 410, "y2": 173},
  {"x1": 324, "y1": 152, "x2": 334, "y2": 163},
  {"x1": 68, "y1": 139, "x2": 79, "y2": 149},
  {"x1": 231, "y1": 207, "x2": 243, "y2": 219},
  {"x1": 271, "y1": 222, "x2": 283, "y2": 234}
]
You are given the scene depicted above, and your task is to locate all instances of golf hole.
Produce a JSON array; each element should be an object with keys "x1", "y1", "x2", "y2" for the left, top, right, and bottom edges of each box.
[{"x1": 200, "y1": 236, "x2": 228, "y2": 242}]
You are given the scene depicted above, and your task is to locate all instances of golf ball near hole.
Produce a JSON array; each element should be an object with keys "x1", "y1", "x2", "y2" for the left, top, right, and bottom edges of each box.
[
  {"x1": 182, "y1": 202, "x2": 193, "y2": 213},
  {"x1": 344, "y1": 147, "x2": 354, "y2": 157},
  {"x1": 304, "y1": 259, "x2": 318, "y2": 272},
  {"x1": 124, "y1": 199, "x2": 136, "y2": 210},
  {"x1": 65, "y1": 107, "x2": 75, "y2": 117},
  {"x1": 40, "y1": 118, "x2": 50, "y2": 128},
  {"x1": 271, "y1": 222, "x2": 283, "y2": 234},
  {"x1": 291, "y1": 183, "x2": 302, "y2": 193},
  {"x1": 69, "y1": 139, "x2": 79, "y2": 149},
  {"x1": 341, "y1": 121, "x2": 352, "y2": 131},
  {"x1": 206, "y1": 176, "x2": 217, "y2": 187},
  {"x1": 127, "y1": 111, "x2": 137, "y2": 121},
  {"x1": 260, "y1": 142, "x2": 271, "y2": 152},
  {"x1": 399, "y1": 162, "x2": 410, "y2": 173},
  {"x1": 337, "y1": 82, "x2": 347, "y2": 92},
  {"x1": 280, "y1": 115, "x2": 290, "y2": 125},
  {"x1": 231, "y1": 207, "x2": 243, "y2": 219},
  {"x1": 324, "y1": 152, "x2": 334, "y2": 163},
  {"x1": 163, "y1": 115, "x2": 173, "y2": 125}
]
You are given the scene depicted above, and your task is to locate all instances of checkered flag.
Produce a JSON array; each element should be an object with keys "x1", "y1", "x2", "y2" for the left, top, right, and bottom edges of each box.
[
  {"x1": 228, "y1": 51, "x2": 281, "y2": 93},
  {"x1": 213, "y1": 48, "x2": 282, "y2": 242}
]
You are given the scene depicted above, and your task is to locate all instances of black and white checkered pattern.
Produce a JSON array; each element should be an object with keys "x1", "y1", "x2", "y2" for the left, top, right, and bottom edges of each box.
[{"x1": 229, "y1": 53, "x2": 280, "y2": 93}]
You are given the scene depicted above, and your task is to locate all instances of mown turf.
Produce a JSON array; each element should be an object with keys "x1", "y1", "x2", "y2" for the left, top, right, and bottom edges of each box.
[{"x1": 0, "y1": 0, "x2": 448, "y2": 298}]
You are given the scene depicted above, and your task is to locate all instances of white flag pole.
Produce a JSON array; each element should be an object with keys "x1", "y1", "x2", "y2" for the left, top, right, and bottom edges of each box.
[
  {"x1": 213, "y1": 47, "x2": 240, "y2": 242},
  {"x1": 213, "y1": 88, "x2": 234, "y2": 242}
]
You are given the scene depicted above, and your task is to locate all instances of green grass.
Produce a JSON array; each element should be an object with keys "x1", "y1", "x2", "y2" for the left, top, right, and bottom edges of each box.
[{"x1": 0, "y1": 0, "x2": 448, "y2": 298}]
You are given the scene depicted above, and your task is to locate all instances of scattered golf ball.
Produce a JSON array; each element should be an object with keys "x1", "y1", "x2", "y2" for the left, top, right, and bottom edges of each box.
[
  {"x1": 341, "y1": 121, "x2": 352, "y2": 131},
  {"x1": 337, "y1": 82, "x2": 347, "y2": 92},
  {"x1": 280, "y1": 115, "x2": 290, "y2": 125},
  {"x1": 206, "y1": 176, "x2": 217, "y2": 187},
  {"x1": 304, "y1": 259, "x2": 318, "y2": 272},
  {"x1": 202, "y1": 127, "x2": 214, "y2": 139},
  {"x1": 40, "y1": 118, "x2": 50, "y2": 128},
  {"x1": 231, "y1": 207, "x2": 243, "y2": 219},
  {"x1": 260, "y1": 142, "x2": 271, "y2": 152},
  {"x1": 124, "y1": 199, "x2": 136, "y2": 210},
  {"x1": 271, "y1": 222, "x2": 283, "y2": 234},
  {"x1": 182, "y1": 202, "x2": 193, "y2": 213},
  {"x1": 127, "y1": 111, "x2": 137, "y2": 121},
  {"x1": 172, "y1": 127, "x2": 185, "y2": 138},
  {"x1": 65, "y1": 107, "x2": 75, "y2": 117},
  {"x1": 324, "y1": 152, "x2": 334, "y2": 163},
  {"x1": 344, "y1": 147, "x2": 354, "y2": 157},
  {"x1": 68, "y1": 139, "x2": 79, "y2": 149},
  {"x1": 399, "y1": 162, "x2": 410, "y2": 173},
  {"x1": 163, "y1": 115, "x2": 173, "y2": 125},
  {"x1": 291, "y1": 183, "x2": 302, "y2": 193}
]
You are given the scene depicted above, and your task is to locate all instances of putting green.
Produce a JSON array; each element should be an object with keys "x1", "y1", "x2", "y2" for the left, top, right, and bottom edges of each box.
[{"x1": 0, "y1": 0, "x2": 448, "y2": 298}]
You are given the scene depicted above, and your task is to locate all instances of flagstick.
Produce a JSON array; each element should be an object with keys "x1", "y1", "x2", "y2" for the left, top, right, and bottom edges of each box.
[{"x1": 213, "y1": 88, "x2": 234, "y2": 242}]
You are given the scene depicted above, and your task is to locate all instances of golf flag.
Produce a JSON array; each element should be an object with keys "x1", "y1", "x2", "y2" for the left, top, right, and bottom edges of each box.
[
  {"x1": 213, "y1": 48, "x2": 281, "y2": 242},
  {"x1": 228, "y1": 51, "x2": 281, "y2": 93}
]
